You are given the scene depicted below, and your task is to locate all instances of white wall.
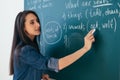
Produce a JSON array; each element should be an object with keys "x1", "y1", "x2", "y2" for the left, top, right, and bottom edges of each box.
[{"x1": 0, "y1": 0, "x2": 23, "y2": 80}]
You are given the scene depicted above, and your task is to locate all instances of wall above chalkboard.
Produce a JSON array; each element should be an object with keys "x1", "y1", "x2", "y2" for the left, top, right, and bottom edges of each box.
[{"x1": 25, "y1": 0, "x2": 120, "y2": 80}]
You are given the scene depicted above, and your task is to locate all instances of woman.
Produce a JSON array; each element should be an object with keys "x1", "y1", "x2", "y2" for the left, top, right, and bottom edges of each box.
[{"x1": 9, "y1": 10, "x2": 95, "y2": 80}]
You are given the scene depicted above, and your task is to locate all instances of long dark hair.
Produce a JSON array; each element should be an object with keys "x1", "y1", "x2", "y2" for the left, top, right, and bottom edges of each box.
[{"x1": 9, "y1": 10, "x2": 40, "y2": 75}]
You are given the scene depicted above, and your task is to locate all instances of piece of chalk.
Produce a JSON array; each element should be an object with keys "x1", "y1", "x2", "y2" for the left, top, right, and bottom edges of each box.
[{"x1": 92, "y1": 29, "x2": 96, "y2": 34}]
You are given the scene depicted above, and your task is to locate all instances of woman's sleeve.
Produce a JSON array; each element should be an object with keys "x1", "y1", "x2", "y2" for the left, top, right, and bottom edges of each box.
[{"x1": 19, "y1": 45, "x2": 59, "y2": 72}]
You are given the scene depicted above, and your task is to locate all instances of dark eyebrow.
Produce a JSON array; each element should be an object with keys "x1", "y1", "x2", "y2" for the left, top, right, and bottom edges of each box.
[
  {"x1": 30, "y1": 19, "x2": 34, "y2": 22},
  {"x1": 30, "y1": 18, "x2": 38, "y2": 22}
]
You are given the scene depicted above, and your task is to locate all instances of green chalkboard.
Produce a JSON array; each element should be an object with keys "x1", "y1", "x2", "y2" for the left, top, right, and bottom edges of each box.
[{"x1": 24, "y1": 0, "x2": 120, "y2": 80}]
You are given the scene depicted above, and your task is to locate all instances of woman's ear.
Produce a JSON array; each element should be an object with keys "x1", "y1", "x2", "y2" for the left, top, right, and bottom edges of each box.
[{"x1": 24, "y1": 27, "x2": 28, "y2": 35}]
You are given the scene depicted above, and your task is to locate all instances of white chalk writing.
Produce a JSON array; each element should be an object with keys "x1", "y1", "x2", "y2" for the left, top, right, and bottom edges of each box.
[
  {"x1": 26, "y1": 0, "x2": 53, "y2": 10},
  {"x1": 44, "y1": 21, "x2": 62, "y2": 44},
  {"x1": 65, "y1": 0, "x2": 79, "y2": 9},
  {"x1": 25, "y1": 0, "x2": 120, "y2": 46},
  {"x1": 62, "y1": 11, "x2": 82, "y2": 21}
]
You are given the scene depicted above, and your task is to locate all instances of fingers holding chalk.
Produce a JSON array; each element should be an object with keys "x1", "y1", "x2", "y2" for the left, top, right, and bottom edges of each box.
[
  {"x1": 92, "y1": 29, "x2": 96, "y2": 34},
  {"x1": 88, "y1": 28, "x2": 96, "y2": 35}
]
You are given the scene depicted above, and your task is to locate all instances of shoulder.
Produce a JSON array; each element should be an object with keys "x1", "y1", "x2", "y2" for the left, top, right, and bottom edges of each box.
[
  {"x1": 15, "y1": 42, "x2": 34, "y2": 52},
  {"x1": 15, "y1": 42, "x2": 39, "y2": 56},
  {"x1": 16, "y1": 44, "x2": 41, "y2": 60},
  {"x1": 21, "y1": 45, "x2": 34, "y2": 51},
  {"x1": 21, "y1": 45, "x2": 38, "y2": 54}
]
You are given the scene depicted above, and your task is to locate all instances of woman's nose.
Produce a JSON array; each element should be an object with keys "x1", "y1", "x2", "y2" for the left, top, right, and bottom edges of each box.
[{"x1": 36, "y1": 21, "x2": 40, "y2": 28}]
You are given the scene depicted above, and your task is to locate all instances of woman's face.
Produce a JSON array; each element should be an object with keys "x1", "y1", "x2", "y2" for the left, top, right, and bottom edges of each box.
[{"x1": 24, "y1": 13, "x2": 40, "y2": 40}]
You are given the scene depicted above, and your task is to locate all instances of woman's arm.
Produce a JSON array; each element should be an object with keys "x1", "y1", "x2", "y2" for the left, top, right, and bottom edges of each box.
[{"x1": 58, "y1": 29, "x2": 95, "y2": 70}]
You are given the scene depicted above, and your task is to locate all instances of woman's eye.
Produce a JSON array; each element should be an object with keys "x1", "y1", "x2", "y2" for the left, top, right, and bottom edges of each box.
[{"x1": 30, "y1": 21, "x2": 34, "y2": 24}]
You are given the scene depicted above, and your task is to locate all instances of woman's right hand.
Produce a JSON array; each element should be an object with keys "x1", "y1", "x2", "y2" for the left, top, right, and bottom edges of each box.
[
  {"x1": 42, "y1": 74, "x2": 50, "y2": 80},
  {"x1": 83, "y1": 29, "x2": 95, "y2": 51}
]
